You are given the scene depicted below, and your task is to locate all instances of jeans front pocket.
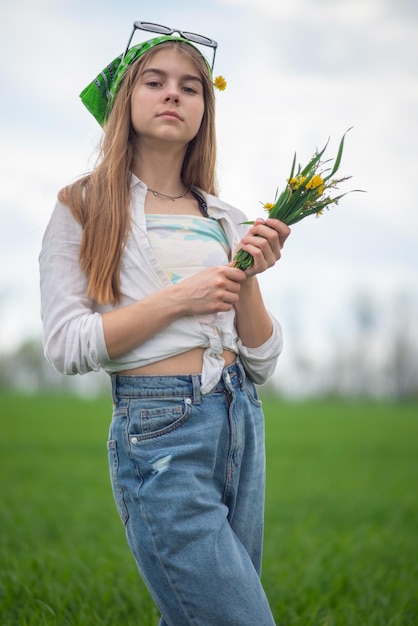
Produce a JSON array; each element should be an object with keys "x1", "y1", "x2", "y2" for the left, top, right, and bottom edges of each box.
[{"x1": 127, "y1": 395, "x2": 193, "y2": 441}]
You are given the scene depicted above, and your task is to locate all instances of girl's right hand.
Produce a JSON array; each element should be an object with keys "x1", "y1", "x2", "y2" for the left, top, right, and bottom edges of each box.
[{"x1": 173, "y1": 265, "x2": 247, "y2": 316}]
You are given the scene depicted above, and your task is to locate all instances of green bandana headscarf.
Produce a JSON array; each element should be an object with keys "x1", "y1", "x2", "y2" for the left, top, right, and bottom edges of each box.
[{"x1": 80, "y1": 35, "x2": 212, "y2": 127}]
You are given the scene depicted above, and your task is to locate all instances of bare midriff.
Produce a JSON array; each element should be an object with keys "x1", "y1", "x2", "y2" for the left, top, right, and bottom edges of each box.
[{"x1": 118, "y1": 347, "x2": 236, "y2": 377}]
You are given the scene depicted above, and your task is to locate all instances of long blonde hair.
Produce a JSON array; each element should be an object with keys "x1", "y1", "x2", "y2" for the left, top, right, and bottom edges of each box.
[{"x1": 59, "y1": 41, "x2": 218, "y2": 305}]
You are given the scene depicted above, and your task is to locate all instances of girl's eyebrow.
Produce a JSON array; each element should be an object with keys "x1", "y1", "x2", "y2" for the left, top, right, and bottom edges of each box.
[{"x1": 141, "y1": 68, "x2": 202, "y2": 84}]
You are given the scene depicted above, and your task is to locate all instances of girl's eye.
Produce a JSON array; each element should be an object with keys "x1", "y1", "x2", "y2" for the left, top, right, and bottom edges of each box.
[
  {"x1": 146, "y1": 80, "x2": 162, "y2": 88},
  {"x1": 182, "y1": 85, "x2": 198, "y2": 94}
]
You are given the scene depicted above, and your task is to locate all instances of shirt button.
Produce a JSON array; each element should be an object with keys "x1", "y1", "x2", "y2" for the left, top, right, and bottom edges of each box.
[
  {"x1": 185, "y1": 398, "x2": 192, "y2": 405},
  {"x1": 131, "y1": 437, "x2": 138, "y2": 444}
]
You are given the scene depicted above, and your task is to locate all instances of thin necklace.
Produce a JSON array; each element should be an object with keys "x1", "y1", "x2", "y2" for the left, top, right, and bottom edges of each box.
[{"x1": 147, "y1": 187, "x2": 189, "y2": 201}]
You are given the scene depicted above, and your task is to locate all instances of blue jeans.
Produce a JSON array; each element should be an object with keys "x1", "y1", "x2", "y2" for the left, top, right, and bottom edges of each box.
[{"x1": 108, "y1": 359, "x2": 275, "y2": 626}]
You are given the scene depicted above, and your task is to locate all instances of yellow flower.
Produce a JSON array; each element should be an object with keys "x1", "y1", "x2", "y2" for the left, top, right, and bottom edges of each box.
[
  {"x1": 306, "y1": 174, "x2": 325, "y2": 195},
  {"x1": 263, "y1": 202, "x2": 275, "y2": 212},
  {"x1": 288, "y1": 175, "x2": 306, "y2": 189},
  {"x1": 213, "y1": 75, "x2": 227, "y2": 91}
]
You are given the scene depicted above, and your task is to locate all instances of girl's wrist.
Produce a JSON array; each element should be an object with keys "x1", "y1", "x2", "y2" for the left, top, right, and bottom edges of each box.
[
  {"x1": 235, "y1": 275, "x2": 260, "y2": 309},
  {"x1": 240, "y1": 274, "x2": 258, "y2": 292}
]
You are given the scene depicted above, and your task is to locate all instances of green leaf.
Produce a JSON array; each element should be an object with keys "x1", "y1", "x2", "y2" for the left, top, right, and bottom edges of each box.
[
  {"x1": 324, "y1": 127, "x2": 353, "y2": 182},
  {"x1": 289, "y1": 152, "x2": 297, "y2": 179}
]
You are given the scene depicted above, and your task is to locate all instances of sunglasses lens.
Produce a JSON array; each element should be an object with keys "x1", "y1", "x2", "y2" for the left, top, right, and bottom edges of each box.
[
  {"x1": 137, "y1": 22, "x2": 172, "y2": 35},
  {"x1": 182, "y1": 32, "x2": 216, "y2": 47}
]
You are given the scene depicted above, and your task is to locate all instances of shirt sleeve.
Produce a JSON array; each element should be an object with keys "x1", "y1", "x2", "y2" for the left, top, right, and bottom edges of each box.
[
  {"x1": 236, "y1": 313, "x2": 283, "y2": 385},
  {"x1": 39, "y1": 200, "x2": 109, "y2": 375}
]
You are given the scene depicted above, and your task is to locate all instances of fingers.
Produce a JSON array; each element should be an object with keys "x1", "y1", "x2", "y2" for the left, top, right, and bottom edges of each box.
[
  {"x1": 238, "y1": 218, "x2": 291, "y2": 276},
  {"x1": 265, "y1": 218, "x2": 291, "y2": 249},
  {"x1": 209, "y1": 266, "x2": 246, "y2": 303},
  {"x1": 223, "y1": 265, "x2": 247, "y2": 284},
  {"x1": 177, "y1": 266, "x2": 246, "y2": 315},
  {"x1": 252, "y1": 218, "x2": 291, "y2": 251}
]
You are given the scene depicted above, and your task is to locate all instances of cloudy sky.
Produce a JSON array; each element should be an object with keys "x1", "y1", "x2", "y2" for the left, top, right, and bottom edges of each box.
[{"x1": 1, "y1": 0, "x2": 417, "y2": 392}]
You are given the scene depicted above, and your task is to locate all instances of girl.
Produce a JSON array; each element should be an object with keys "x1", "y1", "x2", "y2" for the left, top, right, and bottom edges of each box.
[{"x1": 39, "y1": 22, "x2": 290, "y2": 626}]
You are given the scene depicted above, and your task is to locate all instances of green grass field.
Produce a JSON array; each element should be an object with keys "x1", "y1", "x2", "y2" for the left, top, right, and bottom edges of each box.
[{"x1": 1, "y1": 392, "x2": 417, "y2": 625}]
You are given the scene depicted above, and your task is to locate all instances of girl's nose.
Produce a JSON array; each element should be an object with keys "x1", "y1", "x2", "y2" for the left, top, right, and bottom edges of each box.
[
  {"x1": 163, "y1": 83, "x2": 180, "y2": 103},
  {"x1": 164, "y1": 93, "x2": 179, "y2": 103}
]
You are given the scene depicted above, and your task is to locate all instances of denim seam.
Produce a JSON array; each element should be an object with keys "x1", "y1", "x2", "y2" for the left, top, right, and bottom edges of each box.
[{"x1": 137, "y1": 497, "x2": 196, "y2": 625}]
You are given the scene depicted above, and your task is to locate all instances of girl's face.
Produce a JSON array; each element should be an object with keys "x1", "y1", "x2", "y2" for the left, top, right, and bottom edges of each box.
[{"x1": 130, "y1": 46, "x2": 205, "y2": 148}]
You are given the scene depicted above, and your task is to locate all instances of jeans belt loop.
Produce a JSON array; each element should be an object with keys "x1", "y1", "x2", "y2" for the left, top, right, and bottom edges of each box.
[
  {"x1": 111, "y1": 374, "x2": 117, "y2": 403},
  {"x1": 191, "y1": 374, "x2": 201, "y2": 404},
  {"x1": 235, "y1": 357, "x2": 246, "y2": 390}
]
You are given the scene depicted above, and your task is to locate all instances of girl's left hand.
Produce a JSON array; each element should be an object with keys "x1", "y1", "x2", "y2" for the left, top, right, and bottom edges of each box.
[{"x1": 235, "y1": 218, "x2": 291, "y2": 277}]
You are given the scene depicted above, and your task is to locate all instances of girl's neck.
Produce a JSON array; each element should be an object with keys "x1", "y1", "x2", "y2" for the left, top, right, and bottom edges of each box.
[{"x1": 132, "y1": 142, "x2": 187, "y2": 196}]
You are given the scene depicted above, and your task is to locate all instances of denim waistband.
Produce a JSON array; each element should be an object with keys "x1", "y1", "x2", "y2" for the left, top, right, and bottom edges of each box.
[{"x1": 111, "y1": 357, "x2": 246, "y2": 404}]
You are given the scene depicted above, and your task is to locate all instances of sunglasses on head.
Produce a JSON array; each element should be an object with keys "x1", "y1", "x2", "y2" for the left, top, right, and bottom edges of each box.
[{"x1": 123, "y1": 21, "x2": 218, "y2": 70}]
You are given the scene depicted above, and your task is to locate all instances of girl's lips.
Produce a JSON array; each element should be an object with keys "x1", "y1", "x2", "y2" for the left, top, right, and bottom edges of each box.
[{"x1": 158, "y1": 111, "x2": 182, "y2": 120}]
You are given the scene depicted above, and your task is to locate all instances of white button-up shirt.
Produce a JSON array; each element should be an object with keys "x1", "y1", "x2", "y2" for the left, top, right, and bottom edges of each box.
[{"x1": 39, "y1": 176, "x2": 283, "y2": 393}]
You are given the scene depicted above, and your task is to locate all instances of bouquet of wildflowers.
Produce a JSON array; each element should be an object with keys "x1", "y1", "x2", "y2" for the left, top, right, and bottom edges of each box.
[{"x1": 233, "y1": 128, "x2": 362, "y2": 270}]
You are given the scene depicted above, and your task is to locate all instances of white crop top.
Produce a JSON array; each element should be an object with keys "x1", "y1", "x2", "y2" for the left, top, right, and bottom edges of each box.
[{"x1": 145, "y1": 214, "x2": 230, "y2": 283}]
